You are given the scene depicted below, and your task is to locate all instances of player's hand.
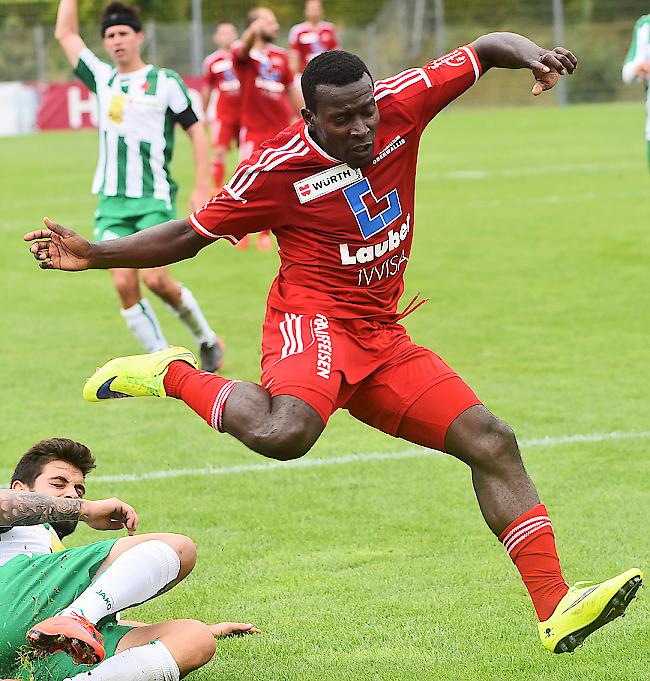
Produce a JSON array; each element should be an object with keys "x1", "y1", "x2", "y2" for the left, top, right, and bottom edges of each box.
[
  {"x1": 189, "y1": 185, "x2": 213, "y2": 213},
  {"x1": 208, "y1": 622, "x2": 261, "y2": 638},
  {"x1": 24, "y1": 217, "x2": 95, "y2": 270},
  {"x1": 530, "y1": 47, "x2": 577, "y2": 96},
  {"x1": 250, "y1": 17, "x2": 267, "y2": 36},
  {"x1": 80, "y1": 498, "x2": 139, "y2": 535},
  {"x1": 635, "y1": 61, "x2": 650, "y2": 79}
]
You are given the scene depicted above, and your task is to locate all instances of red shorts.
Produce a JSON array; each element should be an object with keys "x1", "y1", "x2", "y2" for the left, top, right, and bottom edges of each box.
[
  {"x1": 212, "y1": 119, "x2": 239, "y2": 149},
  {"x1": 260, "y1": 307, "x2": 481, "y2": 452}
]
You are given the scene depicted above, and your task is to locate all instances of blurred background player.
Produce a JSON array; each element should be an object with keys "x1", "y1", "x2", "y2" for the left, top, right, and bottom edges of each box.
[
  {"x1": 289, "y1": 0, "x2": 340, "y2": 77},
  {"x1": 232, "y1": 6, "x2": 303, "y2": 250},
  {"x1": 55, "y1": 0, "x2": 224, "y2": 371},
  {"x1": 0, "y1": 437, "x2": 258, "y2": 681},
  {"x1": 202, "y1": 21, "x2": 241, "y2": 192},
  {"x1": 622, "y1": 13, "x2": 650, "y2": 173}
]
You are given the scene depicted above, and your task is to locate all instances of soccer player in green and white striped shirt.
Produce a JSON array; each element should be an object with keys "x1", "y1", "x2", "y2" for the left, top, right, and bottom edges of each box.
[
  {"x1": 55, "y1": 0, "x2": 224, "y2": 372},
  {"x1": 623, "y1": 14, "x2": 650, "y2": 172}
]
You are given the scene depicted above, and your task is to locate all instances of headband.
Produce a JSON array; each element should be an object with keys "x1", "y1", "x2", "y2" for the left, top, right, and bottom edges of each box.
[{"x1": 101, "y1": 12, "x2": 142, "y2": 36}]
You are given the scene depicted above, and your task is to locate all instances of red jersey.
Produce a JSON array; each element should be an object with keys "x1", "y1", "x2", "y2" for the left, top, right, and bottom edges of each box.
[
  {"x1": 289, "y1": 20, "x2": 340, "y2": 73},
  {"x1": 232, "y1": 43, "x2": 294, "y2": 135},
  {"x1": 190, "y1": 46, "x2": 482, "y2": 322},
  {"x1": 202, "y1": 48, "x2": 241, "y2": 124}
]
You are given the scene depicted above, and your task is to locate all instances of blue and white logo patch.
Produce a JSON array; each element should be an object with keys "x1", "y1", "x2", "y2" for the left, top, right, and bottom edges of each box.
[{"x1": 343, "y1": 178, "x2": 402, "y2": 239}]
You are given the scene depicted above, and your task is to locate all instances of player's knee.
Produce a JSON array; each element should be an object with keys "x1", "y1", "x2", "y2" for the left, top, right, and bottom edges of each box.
[
  {"x1": 190, "y1": 621, "x2": 217, "y2": 666},
  {"x1": 112, "y1": 271, "x2": 138, "y2": 299},
  {"x1": 157, "y1": 534, "x2": 197, "y2": 577},
  {"x1": 474, "y1": 418, "x2": 520, "y2": 472},
  {"x1": 251, "y1": 421, "x2": 317, "y2": 461},
  {"x1": 141, "y1": 271, "x2": 168, "y2": 295},
  {"x1": 176, "y1": 620, "x2": 217, "y2": 670}
]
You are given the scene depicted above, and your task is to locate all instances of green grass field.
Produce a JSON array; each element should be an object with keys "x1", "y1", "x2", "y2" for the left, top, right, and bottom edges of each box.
[{"x1": 1, "y1": 100, "x2": 649, "y2": 680}]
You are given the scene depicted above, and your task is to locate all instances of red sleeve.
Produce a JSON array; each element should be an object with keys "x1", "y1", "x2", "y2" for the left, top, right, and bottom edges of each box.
[
  {"x1": 188, "y1": 160, "x2": 282, "y2": 244},
  {"x1": 374, "y1": 46, "x2": 481, "y2": 131},
  {"x1": 231, "y1": 43, "x2": 250, "y2": 66},
  {"x1": 331, "y1": 27, "x2": 340, "y2": 50}
]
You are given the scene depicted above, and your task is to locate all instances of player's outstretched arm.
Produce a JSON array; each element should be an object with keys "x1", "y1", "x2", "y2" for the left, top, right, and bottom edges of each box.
[
  {"x1": 208, "y1": 622, "x2": 261, "y2": 638},
  {"x1": 471, "y1": 32, "x2": 577, "y2": 96},
  {"x1": 118, "y1": 621, "x2": 261, "y2": 636},
  {"x1": 185, "y1": 122, "x2": 213, "y2": 211},
  {"x1": 55, "y1": 0, "x2": 87, "y2": 68},
  {"x1": 24, "y1": 217, "x2": 209, "y2": 271},
  {"x1": 0, "y1": 490, "x2": 138, "y2": 535},
  {"x1": 238, "y1": 18, "x2": 265, "y2": 58}
]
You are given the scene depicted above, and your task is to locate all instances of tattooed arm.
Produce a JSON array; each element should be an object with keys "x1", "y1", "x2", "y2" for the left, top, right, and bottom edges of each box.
[
  {"x1": 0, "y1": 490, "x2": 139, "y2": 534},
  {"x1": 0, "y1": 489, "x2": 81, "y2": 527}
]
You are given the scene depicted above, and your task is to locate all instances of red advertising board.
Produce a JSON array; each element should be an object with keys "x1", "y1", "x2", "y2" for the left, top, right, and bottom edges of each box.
[{"x1": 36, "y1": 77, "x2": 203, "y2": 131}]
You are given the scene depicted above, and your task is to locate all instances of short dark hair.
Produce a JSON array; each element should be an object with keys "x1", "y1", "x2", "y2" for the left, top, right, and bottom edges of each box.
[
  {"x1": 101, "y1": 2, "x2": 142, "y2": 36},
  {"x1": 301, "y1": 50, "x2": 373, "y2": 112},
  {"x1": 11, "y1": 438, "x2": 96, "y2": 488}
]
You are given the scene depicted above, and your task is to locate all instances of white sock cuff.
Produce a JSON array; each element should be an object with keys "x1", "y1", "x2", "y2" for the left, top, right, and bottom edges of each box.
[
  {"x1": 179, "y1": 284, "x2": 194, "y2": 311},
  {"x1": 152, "y1": 640, "x2": 181, "y2": 681},
  {"x1": 121, "y1": 298, "x2": 152, "y2": 320},
  {"x1": 136, "y1": 539, "x2": 182, "y2": 588},
  {"x1": 64, "y1": 640, "x2": 180, "y2": 681}
]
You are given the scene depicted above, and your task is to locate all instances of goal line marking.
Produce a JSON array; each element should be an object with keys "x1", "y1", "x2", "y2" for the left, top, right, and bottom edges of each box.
[{"x1": 92, "y1": 430, "x2": 650, "y2": 484}]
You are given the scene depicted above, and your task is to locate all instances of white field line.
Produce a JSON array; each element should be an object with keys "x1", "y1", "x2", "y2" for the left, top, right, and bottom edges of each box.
[
  {"x1": 420, "y1": 160, "x2": 640, "y2": 182},
  {"x1": 91, "y1": 430, "x2": 650, "y2": 484}
]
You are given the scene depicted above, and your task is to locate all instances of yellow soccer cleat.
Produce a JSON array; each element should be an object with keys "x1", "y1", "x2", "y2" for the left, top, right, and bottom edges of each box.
[
  {"x1": 83, "y1": 346, "x2": 197, "y2": 402},
  {"x1": 539, "y1": 567, "x2": 643, "y2": 653}
]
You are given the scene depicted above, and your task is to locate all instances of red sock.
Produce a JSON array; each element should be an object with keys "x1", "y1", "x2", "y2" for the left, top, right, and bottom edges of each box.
[
  {"x1": 164, "y1": 361, "x2": 238, "y2": 432},
  {"x1": 499, "y1": 503, "x2": 569, "y2": 621},
  {"x1": 212, "y1": 159, "x2": 225, "y2": 189}
]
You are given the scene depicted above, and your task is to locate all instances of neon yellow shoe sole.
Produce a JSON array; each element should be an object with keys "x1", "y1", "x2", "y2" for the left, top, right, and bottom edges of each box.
[
  {"x1": 83, "y1": 346, "x2": 197, "y2": 402},
  {"x1": 539, "y1": 567, "x2": 643, "y2": 653}
]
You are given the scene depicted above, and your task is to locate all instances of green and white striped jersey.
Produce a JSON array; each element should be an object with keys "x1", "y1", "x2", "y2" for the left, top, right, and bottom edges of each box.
[
  {"x1": 623, "y1": 15, "x2": 650, "y2": 85},
  {"x1": 75, "y1": 48, "x2": 197, "y2": 208}
]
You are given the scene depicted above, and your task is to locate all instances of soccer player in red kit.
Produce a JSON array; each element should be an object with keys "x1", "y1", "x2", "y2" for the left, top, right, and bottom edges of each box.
[
  {"x1": 27, "y1": 34, "x2": 643, "y2": 654},
  {"x1": 202, "y1": 21, "x2": 241, "y2": 191},
  {"x1": 289, "y1": 0, "x2": 340, "y2": 76},
  {"x1": 232, "y1": 6, "x2": 303, "y2": 250}
]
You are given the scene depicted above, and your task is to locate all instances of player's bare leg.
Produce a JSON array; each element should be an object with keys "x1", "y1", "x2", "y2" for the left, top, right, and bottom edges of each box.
[
  {"x1": 223, "y1": 389, "x2": 324, "y2": 459},
  {"x1": 141, "y1": 268, "x2": 223, "y2": 372},
  {"x1": 164, "y1": 360, "x2": 326, "y2": 459},
  {"x1": 111, "y1": 267, "x2": 169, "y2": 353},
  {"x1": 443, "y1": 404, "x2": 539, "y2": 534},
  {"x1": 212, "y1": 145, "x2": 228, "y2": 189},
  {"x1": 115, "y1": 619, "x2": 216, "y2": 678},
  {"x1": 28, "y1": 536, "x2": 189, "y2": 664},
  {"x1": 141, "y1": 266, "x2": 182, "y2": 307},
  {"x1": 441, "y1": 405, "x2": 642, "y2": 651}
]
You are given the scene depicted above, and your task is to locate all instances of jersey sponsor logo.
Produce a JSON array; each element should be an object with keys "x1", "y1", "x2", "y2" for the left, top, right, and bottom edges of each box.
[
  {"x1": 219, "y1": 79, "x2": 240, "y2": 92},
  {"x1": 293, "y1": 164, "x2": 362, "y2": 204},
  {"x1": 255, "y1": 77, "x2": 285, "y2": 93},
  {"x1": 299, "y1": 31, "x2": 319, "y2": 44},
  {"x1": 211, "y1": 59, "x2": 234, "y2": 74},
  {"x1": 357, "y1": 249, "x2": 409, "y2": 286},
  {"x1": 313, "y1": 314, "x2": 332, "y2": 379},
  {"x1": 108, "y1": 93, "x2": 125, "y2": 124},
  {"x1": 343, "y1": 177, "x2": 402, "y2": 239},
  {"x1": 339, "y1": 212, "x2": 410, "y2": 266},
  {"x1": 372, "y1": 135, "x2": 406, "y2": 165}
]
